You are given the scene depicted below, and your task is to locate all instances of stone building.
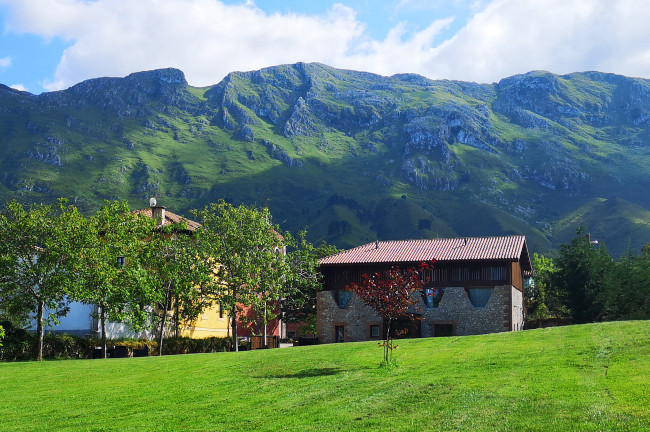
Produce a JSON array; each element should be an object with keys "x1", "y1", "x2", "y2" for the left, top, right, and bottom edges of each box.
[{"x1": 317, "y1": 235, "x2": 532, "y2": 343}]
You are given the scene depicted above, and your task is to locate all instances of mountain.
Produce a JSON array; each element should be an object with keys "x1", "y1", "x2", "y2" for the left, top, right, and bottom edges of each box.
[{"x1": 1, "y1": 63, "x2": 650, "y2": 255}]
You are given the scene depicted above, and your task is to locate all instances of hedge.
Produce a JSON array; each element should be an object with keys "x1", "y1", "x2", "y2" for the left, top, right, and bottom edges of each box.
[{"x1": 0, "y1": 325, "x2": 235, "y2": 361}]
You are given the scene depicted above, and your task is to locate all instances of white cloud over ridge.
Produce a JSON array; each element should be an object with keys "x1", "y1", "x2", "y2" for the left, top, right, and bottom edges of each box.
[
  {"x1": 0, "y1": 56, "x2": 11, "y2": 68},
  {"x1": 2, "y1": 0, "x2": 650, "y2": 90}
]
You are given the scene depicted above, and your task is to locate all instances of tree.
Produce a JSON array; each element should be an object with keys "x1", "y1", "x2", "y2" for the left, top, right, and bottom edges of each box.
[
  {"x1": 346, "y1": 262, "x2": 433, "y2": 365},
  {"x1": 553, "y1": 227, "x2": 612, "y2": 323},
  {"x1": 281, "y1": 233, "x2": 338, "y2": 329},
  {"x1": 0, "y1": 324, "x2": 4, "y2": 348},
  {"x1": 143, "y1": 220, "x2": 206, "y2": 356},
  {"x1": 602, "y1": 247, "x2": 650, "y2": 321},
  {"x1": 0, "y1": 199, "x2": 86, "y2": 361},
  {"x1": 193, "y1": 201, "x2": 287, "y2": 352},
  {"x1": 73, "y1": 201, "x2": 153, "y2": 358}
]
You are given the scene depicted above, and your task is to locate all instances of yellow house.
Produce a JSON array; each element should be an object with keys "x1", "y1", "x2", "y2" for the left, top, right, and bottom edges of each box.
[
  {"x1": 135, "y1": 200, "x2": 232, "y2": 339},
  {"x1": 179, "y1": 302, "x2": 230, "y2": 338}
]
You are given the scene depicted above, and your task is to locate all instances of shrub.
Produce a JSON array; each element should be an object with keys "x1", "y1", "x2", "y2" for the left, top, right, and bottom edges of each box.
[
  {"x1": 0, "y1": 324, "x2": 36, "y2": 361},
  {"x1": 0, "y1": 330, "x2": 233, "y2": 361},
  {"x1": 161, "y1": 336, "x2": 232, "y2": 355}
]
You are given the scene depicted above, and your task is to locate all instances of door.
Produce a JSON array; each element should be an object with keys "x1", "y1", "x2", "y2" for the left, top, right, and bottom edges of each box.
[{"x1": 335, "y1": 325, "x2": 345, "y2": 343}]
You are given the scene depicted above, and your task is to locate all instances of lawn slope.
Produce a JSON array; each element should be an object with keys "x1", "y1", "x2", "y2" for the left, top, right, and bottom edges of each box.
[{"x1": 1, "y1": 321, "x2": 648, "y2": 431}]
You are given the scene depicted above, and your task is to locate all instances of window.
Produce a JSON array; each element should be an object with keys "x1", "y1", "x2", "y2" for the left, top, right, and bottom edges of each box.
[
  {"x1": 467, "y1": 288, "x2": 493, "y2": 307},
  {"x1": 116, "y1": 256, "x2": 125, "y2": 267},
  {"x1": 218, "y1": 302, "x2": 224, "y2": 319},
  {"x1": 434, "y1": 324, "x2": 454, "y2": 337},
  {"x1": 370, "y1": 325, "x2": 380, "y2": 338},
  {"x1": 335, "y1": 325, "x2": 345, "y2": 343},
  {"x1": 421, "y1": 288, "x2": 444, "y2": 308},
  {"x1": 331, "y1": 290, "x2": 352, "y2": 309}
]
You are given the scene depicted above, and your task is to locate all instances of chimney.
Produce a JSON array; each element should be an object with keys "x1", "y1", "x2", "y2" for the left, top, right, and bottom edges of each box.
[
  {"x1": 375, "y1": 240, "x2": 379, "y2": 249},
  {"x1": 149, "y1": 198, "x2": 166, "y2": 226}
]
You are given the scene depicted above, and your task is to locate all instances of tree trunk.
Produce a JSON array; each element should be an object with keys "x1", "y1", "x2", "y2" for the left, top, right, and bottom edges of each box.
[
  {"x1": 263, "y1": 302, "x2": 267, "y2": 347},
  {"x1": 231, "y1": 306, "x2": 238, "y2": 352},
  {"x1": 385, "y1": 318, "x2": 392, "y2": 364},
  {"x1": 158, "y1": 285, "x2": 171, "y2": 356},
  {"x1": 100, "y1": 303, "x2": 107, "y2": 359},
  {"x1": 36, "y1": 298, "x2": 44, "y2": 361}
]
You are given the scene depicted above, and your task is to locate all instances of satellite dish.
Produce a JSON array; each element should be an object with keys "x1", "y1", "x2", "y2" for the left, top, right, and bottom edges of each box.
[{"x1": 149, "y1": 197, "x2": 157, "y2": 207}]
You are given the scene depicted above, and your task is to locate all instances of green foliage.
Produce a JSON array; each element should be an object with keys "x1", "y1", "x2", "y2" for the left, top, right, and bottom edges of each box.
[
  {"x1": 2, "y1": 66, "x2": 650, "y2": 255},
  {"x1": 541, "y1": 228, "x2": 650, "y2": 324},
  {"x1": 0, "y1": 324, "x2": 4, "y2": 348},
  {"x1": 552, "y1": 227, "x2": 613, "y2": 323},
  {"x1": 0, "y1": 199, "x2": 87, "y2": 360},
  {"x1": 73, "y1": 201, "x2": 155, "y2": 358},
  {"x1": 0, "y1": 322, "x2": 648, "y2": 430},
  {"x1": 160, "y1": 336, "x2": 232, "y2": 355},
  {"x1": 0, "y1": 331, "x2": 233, "y2": 361},
  {"x1": 142, "y1": 219, "x2": 206, "y2": 356},
  {"x1": 193, "y1": 201, "x2": 289, "y2": 351},
  {"x1": 282, "y1": 232, "x2": 338, "y2": 324}
]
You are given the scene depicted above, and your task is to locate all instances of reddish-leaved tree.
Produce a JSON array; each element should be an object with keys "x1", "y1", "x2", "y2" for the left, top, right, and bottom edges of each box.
[{"x1": 346, "y1": 261, "x2": 435, "y2": 364}]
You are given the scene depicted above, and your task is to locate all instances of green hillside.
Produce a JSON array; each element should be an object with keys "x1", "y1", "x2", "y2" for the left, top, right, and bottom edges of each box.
[
  {"x1": 2, "y1": 64, "x2": 650, "y2": 254},
  {"x1": 0, "y1": 321, "x2": 648, "y2": 431}
]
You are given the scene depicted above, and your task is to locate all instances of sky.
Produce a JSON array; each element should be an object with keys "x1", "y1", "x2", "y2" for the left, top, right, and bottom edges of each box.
[{"x1": 1, "y1": 0, "x2": 650, "y2": 94}]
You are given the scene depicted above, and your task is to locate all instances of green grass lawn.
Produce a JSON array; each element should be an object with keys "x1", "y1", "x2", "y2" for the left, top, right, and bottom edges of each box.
[{"x1": 1, "y1": 321, "x2": 648, "y2": 431}]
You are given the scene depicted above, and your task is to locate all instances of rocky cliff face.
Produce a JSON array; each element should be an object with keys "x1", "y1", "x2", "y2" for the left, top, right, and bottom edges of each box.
[{"x1": 1, "y1": 63, "x2": 650, "y2": 254}]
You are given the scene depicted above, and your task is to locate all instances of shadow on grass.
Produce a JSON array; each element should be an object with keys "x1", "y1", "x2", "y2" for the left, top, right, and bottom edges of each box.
[{"x1": 268, "y1": 367, "x2": 344, "y2": 379}]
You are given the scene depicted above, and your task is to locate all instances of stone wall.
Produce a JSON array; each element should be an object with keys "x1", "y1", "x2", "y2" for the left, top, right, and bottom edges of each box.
[{"x1": 317, "y1": 285, "x2": 524, "y2": 343}]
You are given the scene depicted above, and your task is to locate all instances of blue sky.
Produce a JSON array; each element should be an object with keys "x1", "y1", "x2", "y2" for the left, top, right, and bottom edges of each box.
[{"x1": 1, "y1": 0, "x2": 650, "y2": 94}]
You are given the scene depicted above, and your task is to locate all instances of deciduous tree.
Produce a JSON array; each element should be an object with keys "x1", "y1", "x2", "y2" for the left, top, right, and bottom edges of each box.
[
  {"x1": 193, "y1": 201, "x2": 287, "y2": 351},
  {"x1": 73, "y1": 201, "x2": 153, "y2": 358},
  {"x1": 0, "y1": 199, "x2": 86, "y2": 361},
  {"x1": 346, "y1": 261, "x2": 433, "y2": 365},
  {"x1": 281, "y1": 233, "x2": 338, "y2": 329},
  {"x1": 143, "y1": 220, "x2": 206, "y2": 356}
]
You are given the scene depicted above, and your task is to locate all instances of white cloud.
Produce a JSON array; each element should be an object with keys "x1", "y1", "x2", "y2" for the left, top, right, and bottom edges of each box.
[
  {"x1": 423, "y1": 0, "x2": 650, "y2": 82},
  {"x1": 1, "y1": 0, "x2": 367, "y2": 90},
  {"x1": 0, "y1": 56, "x2": 11, "y2": 68},
  {"x1": 10, "y1": 83, "x2": 26, "y2": 91},
  {"x1": 3, "y1": 0, "x2": 650, "y2": 90}
]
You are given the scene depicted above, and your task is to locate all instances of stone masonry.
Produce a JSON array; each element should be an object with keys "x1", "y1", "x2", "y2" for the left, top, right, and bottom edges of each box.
[{"x1": 317, "y1": 284, "x2": 524, "y2": 344}]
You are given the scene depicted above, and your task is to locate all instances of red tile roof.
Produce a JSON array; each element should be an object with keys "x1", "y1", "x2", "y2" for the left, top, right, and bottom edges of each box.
[
  {"x1": 132, "y1": 207, "x2": 201, "y2": 231},
  {"x1": 319, "y1": 235, "x2": 531, "y2": 270}
]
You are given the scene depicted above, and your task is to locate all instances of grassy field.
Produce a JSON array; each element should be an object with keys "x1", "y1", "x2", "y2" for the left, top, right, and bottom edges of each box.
[{"x1": 1, "y1": 321, "x2": 648, "y2": 431}]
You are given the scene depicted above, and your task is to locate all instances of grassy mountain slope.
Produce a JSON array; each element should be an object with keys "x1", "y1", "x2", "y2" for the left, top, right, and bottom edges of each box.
[
  {"x1": 1, "y1": 64, "x2": 650, "y2": 254},
  {"x1": 1, "y1": 321, "x2": 648, "y2": 431}
]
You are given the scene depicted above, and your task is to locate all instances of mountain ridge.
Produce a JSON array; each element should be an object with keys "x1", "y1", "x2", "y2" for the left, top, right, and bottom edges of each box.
[{"x1": 1, "y1": 63, "x2": 650, "y2": 255}]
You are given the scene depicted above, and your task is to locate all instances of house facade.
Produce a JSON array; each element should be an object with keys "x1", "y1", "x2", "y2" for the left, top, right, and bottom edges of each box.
[
  {"x1": 41, "y1": 200, "x2": 286, "y2": 341},
  {"x1": 38, "y1": 202, "x2": 230, "y2": 339},
  {"x1": 317, "y1": 236, "x2": 532, "y2": 344}
]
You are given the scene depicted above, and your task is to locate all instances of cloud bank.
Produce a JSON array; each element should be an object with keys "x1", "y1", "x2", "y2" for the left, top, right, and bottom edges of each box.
[{"x1": 2, "y1": 0, "x2": 650, "y2": 90}]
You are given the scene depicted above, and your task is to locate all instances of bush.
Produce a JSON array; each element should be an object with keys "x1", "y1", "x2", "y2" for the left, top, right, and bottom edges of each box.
[
  {"x1": 161, "y1": 336, "x2": 232, "y2": 355},
  {"x1": 0, "y1": 324, "x2": 4, "y2": 347},
  {"x1": 0, "y1": 330, "x2": 233, "y2": 361},
  {"x1": 0, "y1": 323, "x2": 35, "y2": 361},
  {"x1": 42, "y1": 333, "x2": 94, "y2": 360}
]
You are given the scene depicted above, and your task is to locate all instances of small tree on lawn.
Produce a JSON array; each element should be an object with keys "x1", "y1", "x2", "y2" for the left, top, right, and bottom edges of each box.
[
  {"x1": 0, "y1": 199, "x2": 86, "y2": 361},
  {"x1": 74, "y1": 201, "x2": 153, "y2": 359},
  {"x1": 193, "y1": 201, "x2": 287, "y2": 352},
  {"x1": 143, "y1": 221, "x2": 206, "y2": 356},
  {"x1": 281, "y1": 233, "x2": 338, "y2": 333},
  {"x1": 346, "y1": 261, "x2": 434, "y2": 365}
]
